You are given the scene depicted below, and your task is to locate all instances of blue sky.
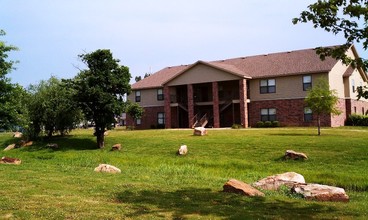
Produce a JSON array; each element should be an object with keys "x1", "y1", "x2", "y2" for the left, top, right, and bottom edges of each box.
[{"x1": 2, "y1": 0, "x2": 367, "y2": 87}]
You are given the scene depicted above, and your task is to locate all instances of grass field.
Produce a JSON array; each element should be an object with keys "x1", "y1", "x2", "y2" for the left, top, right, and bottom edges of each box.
[{"x1": 0, "y1": 127, "x2": 368, "y2": 219}]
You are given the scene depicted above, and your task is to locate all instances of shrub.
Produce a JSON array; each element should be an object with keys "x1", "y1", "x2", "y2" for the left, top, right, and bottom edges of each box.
[
  {"x1": 256, "y1": 121, "x2": 264, "y2": 128},
  {"x1": 264, "y1": 121, "x2": 272, "y2": 127},
  {"x1": 271, "y1": 121, "x2": 280, "y2": 127},
  {"x1": 231, "y1": 124, "x2": 242, "y2": 129},
  {"x1": 156, "y1": 124, "x2": 165, "y2": 129},
  {"x1": 347, "y1": 114, "x2": 368, "y2": 126}
]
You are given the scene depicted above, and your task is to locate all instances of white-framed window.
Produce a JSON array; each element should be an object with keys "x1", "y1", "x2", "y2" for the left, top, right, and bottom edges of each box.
[
  {"x1": 135, "y1": 91, "x2": 141, "y2": 102},
  {"x1": 260, "y1": 79, "x2": 276, "y2": 94},
  {"x1": 157, "y1": 112, "x2": 165, "y2": 125},
  {"x1": 303, "y1": 75, "x2": 312, "y2": 91},
  {"x1": 136, "y1": 118, "x2": 141, "y2": 125},
  {"x1": 157, "y1": 89, "x2": 164, "y2": 101},
  {"x1": 351, "y1": 79, "x2": 355, "y2": 92},
  {"x1": 304, "y1": 107, "x2": 313, "y2": 122},
  {"x1": 260, "y1": 108, "x2": 276, "y2": 121}
]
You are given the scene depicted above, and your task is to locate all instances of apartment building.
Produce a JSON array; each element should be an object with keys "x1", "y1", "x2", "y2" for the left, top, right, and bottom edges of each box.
[{"x1": 127, "y1": 45, "x2": 368, "y2": 129}]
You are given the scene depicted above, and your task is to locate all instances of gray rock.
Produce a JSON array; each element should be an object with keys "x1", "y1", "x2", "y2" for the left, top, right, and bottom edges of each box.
[
  {"x1": 285, "y1": 150, "x2": 308, "y2": 160},
  {"x1": 1, "y1": 156, "x2": 21, "y2": 165},
  {"x1": 177, "y1": 145, "x2": 188, "y2": 155},
  {"x1": 292, "y1": 183, "x2": 349, "y2": 202},
  {"x1": 253, "y1": 172, "x2": 306, "y2": 190},
  {"x1": 4, "y1": 144, "x2": 16, "y2": 151},
  {"x1": 112, "y1": 144, "x2": 121, "y2": 151},
  {"x1": 223, "y1": 179, "x2": 265, "y2": 197},
  {"x1": 193, "y1": 127, "x2": 207, "y2": 136},
  {"x1": 94, "y1": 164, "x2": 121, "y2": 174}
]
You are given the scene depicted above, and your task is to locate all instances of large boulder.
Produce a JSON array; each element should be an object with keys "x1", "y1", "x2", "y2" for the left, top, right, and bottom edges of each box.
[
  {"x1": 4, "y1": 144, "x2": 16, "y2": 151},
  {"x1": 177, "y1": 145, "x2": 188, "y2": 155},
  {"x1": 94, "y1": 164, "x2": 121, "y2": 174},
  {"x1": 292, "y1": 183, "x2": 349, "y2": 202},
  {"x1": 223, "y1": 179, "x2": 265, "y2": 197},
  {"x1": 285, "y1": 150, "x2": 308, "y2": 160},
  {"x1": 253, "y1": 172, "x2": 305, "y2": 190},
  {"x1": 193, "y1": 127, "x2": 207, "y2": 136},
  {"x1": 0, "y1": 156, "x2": 21, "y2": 165}
]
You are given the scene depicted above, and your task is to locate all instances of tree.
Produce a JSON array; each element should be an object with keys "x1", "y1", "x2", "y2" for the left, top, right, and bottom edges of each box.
[
  {"x1": 0, "y1": 83, "x2": 29, "y2": 131},
  {"x1": 126, "y1": 102, "x2": 144, "y2": 129},
  {"x1": 305, "y1": 78, "x2": 341, "y2": 135},
  {"x1": 293, "y1": 1, "x2": 368, "y2": 72},
  {"x1": 71, "y1": 49, "x2": 131, "y2": 148},
  {"x1": 0, "y1": 29, "x2": 22, "y2": 130},
  {"x1": 134, "y1": 73, "x2": 151, "y2": 82},
  {"x1": 27, "y1": 77, "x2": 83, "y2": 138},
  {"x1": 135, "y1": 76, "x2": 142, "y2": 82}
]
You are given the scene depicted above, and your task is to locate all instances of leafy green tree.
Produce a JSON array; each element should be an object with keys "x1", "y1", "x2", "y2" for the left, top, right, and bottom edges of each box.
[
  {"x1": 71, "y1": 49, "x2": 131, "y2": 148},
  {"x1": 0, "y1": 83, "x2": 29, "y2": 131},
  {"x1": 135, "y1": 76, "x2": 142, "y2": 82},
  {"x1": 126, "y1": 102, "x2": 144, "y2": 129},
  {"x1": 27, "y1": 77, "x2": 82, "y2": 138},
  {"x1": 293, "y1": 0, "x2": 368, "y2": 72},
  {"x1": 0, "y1": 29, "x2": 23, "y2": 130},
  {"x1": 305, "y1": 78, "x2": 341, "y2": 135},
  {"x1": 293, "y1": 0, "x2": 368, "y2": 100}
]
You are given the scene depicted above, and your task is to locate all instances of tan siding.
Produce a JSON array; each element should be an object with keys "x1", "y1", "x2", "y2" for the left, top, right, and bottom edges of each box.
[
  {"x1": 249, "y1": 73, "x2": 327, "y2": 101},
  {"x1": 127, "y1": 89, "x2": 164, "y2": 107},
  {"x1": 347, "y1": 69, "x2": 368, "y2": 101},
  {"x1": 329, "y1": 60, "x2": 347, "y2": 98},
  {"x1": 166, "y1": 64, "x2": 241, "y2": 86}
]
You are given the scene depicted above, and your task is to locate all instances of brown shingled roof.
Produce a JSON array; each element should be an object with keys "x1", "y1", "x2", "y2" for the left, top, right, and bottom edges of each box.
[
  {"x1": 132, "y1": 46, "x2": 339, "y2": 90},
  {"x1": 132, "y1": 65, "x2": 188, "y2": 89},
  {"x1": 212, "y1": 48, "x2": 337, "y2": 78}
]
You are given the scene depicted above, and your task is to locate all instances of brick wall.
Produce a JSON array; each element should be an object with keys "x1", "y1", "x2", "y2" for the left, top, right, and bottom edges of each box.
[
  {"x1": 249, "y1": 99, "x2": 331, "y2": 127},
  {"x1": 126, "y1": 106, "x2": 165, "y2": 129},
  {"x1": 331, "y1": 99, "x2": 346, "y2": 127},
  {"x1": 349, "y1": 99, "x2": 368, "y2": 115}
]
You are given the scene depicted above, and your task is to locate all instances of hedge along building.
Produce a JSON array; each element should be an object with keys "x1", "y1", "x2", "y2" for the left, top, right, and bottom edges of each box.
[{"x1": 127, "y1": 45, "x2": 368, "y2": 129}]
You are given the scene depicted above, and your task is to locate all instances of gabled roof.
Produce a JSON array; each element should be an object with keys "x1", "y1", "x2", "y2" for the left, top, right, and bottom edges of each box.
[
  {"x1": 343, "y1": 66, "x2": 354, "y2": 77},
  {"x1": 132, "y1": 65, "x2": 189, "y2": 90},
  {"x1": 132, "y1": 46, "x2": 340, "y2": 90},
  {"x1": 160, "y1": 60, "x2": 252, "y2": 86}
]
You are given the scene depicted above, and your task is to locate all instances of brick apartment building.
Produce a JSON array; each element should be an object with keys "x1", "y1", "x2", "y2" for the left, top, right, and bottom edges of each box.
[{"x1": 126, "y1": 45, "x2": 368, "y2": 129}]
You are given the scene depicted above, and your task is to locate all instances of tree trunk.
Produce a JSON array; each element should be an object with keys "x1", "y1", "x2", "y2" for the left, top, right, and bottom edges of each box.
[
  {"x1": 47, "y1": 129, "x2": 53, "y2": 138},
  {"x1": 317, "y1": 114, "x2": 321, "y2": 136},
  {"x1": 95, "y1": 126, "x2": 105, "y2": 148}
]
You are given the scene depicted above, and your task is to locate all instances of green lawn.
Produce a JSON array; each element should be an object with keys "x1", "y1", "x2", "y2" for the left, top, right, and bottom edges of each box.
[{"x1": 0, "y1": 127, "x2": 367, "y2": 219}]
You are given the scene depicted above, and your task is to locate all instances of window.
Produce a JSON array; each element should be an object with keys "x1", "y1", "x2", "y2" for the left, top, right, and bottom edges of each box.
[
  {"x1": 303, "y1": 75, "x2": 312, "y2": 91},
  {"x1": 260, "y1": 79, "x2": 276, "y2": 94},
  {"x1": 157, "y1": 112, "x2": 165, "y2": 125},
  {"x1": 157, "y1": 89, "x2": 164, "y2": 101},
  {"x1": 354, "y1": 107, "x2": 357, "y2": 113},
  {"x1": 136, "y1": 118, "x2": 141, "y2": 125},
  {"x1": 363, "y1": 107, "x2": 365, "y2": 115},
  {"x1": 261, "y1": 108, "x2": 276, "y2": 121},
  {"x1": 304, "y1": 107, "x2": 313, "y2": 122},
  {"x1": 135, "y1": 91, "x2": 141, "y2": 102},
  {"x1": 351, "y1": 79, "x2": 355, "y2": 92}
]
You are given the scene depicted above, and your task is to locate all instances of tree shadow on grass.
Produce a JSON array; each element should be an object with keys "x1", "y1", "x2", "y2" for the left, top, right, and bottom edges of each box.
[
  {"x1": 268, "y1": 133, "x2": 318, "y2": 137},
  {"x1": 115, "y1": 188, "x2": 356, "y2": 219},
  {"x1": 22, "y1": 136, "x2": 98, "y2": 152}
]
